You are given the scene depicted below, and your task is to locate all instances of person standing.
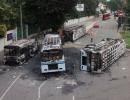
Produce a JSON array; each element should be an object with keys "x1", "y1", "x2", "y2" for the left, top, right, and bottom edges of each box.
[{"x1": 117, "y1": 16, "x2": 122, "y2": 31}]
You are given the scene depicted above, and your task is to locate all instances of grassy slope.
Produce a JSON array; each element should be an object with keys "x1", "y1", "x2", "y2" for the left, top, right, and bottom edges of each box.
[{"x1": 120, "y1": 31, "x2": 130, "y2": 48}]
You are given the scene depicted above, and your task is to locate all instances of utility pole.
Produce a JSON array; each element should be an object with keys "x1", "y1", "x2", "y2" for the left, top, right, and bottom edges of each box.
[{"x1": 20, "y1": 1, "x2": 23, "y2": 39}]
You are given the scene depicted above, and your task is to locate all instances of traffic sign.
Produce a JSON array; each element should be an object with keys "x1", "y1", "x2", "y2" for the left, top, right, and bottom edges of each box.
[{"x1": 76, "y1": 4, "x2": 84, "y2": 12}]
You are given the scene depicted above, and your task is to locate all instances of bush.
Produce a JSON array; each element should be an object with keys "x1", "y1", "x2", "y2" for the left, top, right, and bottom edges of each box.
[{"x1": 0, "y1": 24, "x2": 7, "y2": 37}]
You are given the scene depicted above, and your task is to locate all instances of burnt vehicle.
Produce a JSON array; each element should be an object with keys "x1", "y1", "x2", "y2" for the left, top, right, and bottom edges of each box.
[
  {"x1": 102, "y1": 12, "x2": 110, "y2": 20},
  {"x1": 63, "y1": 25, "x2": 86, "y2": 43},
  {"x1": 80, "y1": 38, "x2": 126, "y2": 73},
  {"x1": 3, "y1": 39, "x2": 39, "y2": 65},
  {"x1": 40, "y1": 34, "x2": 65, "y2": 73}
]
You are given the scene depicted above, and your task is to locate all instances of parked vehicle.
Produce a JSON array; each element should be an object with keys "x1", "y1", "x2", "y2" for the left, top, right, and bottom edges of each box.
[
  {"x1": 114, "y1": 10, "x2": 125, "y2": 18},
  {"x1": 3, "y1": 39, "x2": 39, "y2": 65},
  {"x1": 102, "y1": 13, "x2": 110, "y2": 20},
  {"x1": 40, "y1": 34, "x2": 65, "y2": 73},
  {"x1": 80, "y1": 38, "x2": 126, "y2": 73}
]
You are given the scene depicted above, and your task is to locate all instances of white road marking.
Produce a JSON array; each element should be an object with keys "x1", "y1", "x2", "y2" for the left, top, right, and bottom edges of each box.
[
  {"x1": 0, "y1": 74, "x2": 22, "y2": 100},
  {"x1": 72, "y1": 95, "x2": 75, "y2": 100},
  {"x1": 56, "y1": 86, "x2": 62, "y2": 89},
  {"x1": 122, "y1": 67, "x2": 126, "y2": 70},
  {"x1": 37, "y1": 81, "x2": 47, "y2": 100}
]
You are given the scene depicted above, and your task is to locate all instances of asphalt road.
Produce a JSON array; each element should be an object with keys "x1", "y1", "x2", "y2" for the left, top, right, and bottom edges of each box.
[{"x1": 0, "y1": 17, "x2": 130, "y2": 100}]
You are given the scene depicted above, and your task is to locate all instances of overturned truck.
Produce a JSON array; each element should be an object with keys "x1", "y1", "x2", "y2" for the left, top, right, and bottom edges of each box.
[
  {"x1": 80, "y1": 38, "x2": 126, "y2": 72},
  {"x1": 62, "y1": 25, "x2": 86, "y2": 43}
]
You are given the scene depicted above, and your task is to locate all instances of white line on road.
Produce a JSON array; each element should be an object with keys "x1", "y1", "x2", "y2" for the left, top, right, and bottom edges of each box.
[
  {"x1": 122, "y1": 67, "x2": 126, "y2": 70},
  {"x1": 37, "y1": 81, "x2": 47, "y2": 100},
  {"x1": 72, "y1": 95, "x2": 75, "y2": 100},
  {"x1": 0, "y1": 74, "x2": 22, "y2": 100}
]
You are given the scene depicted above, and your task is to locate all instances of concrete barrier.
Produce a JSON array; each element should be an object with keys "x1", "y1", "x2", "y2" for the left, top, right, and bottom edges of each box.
[
  {"x1": 0, "y1": 39, "x2": 4, "y2": 52},
  {"x1": 64, "y1": 16, "x2": 94, "y2": 26}
]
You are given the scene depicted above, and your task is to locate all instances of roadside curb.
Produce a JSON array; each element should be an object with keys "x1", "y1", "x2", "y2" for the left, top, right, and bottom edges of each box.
[{"x1": 126, "y1": 49, "x2": 130, "y2": 52}]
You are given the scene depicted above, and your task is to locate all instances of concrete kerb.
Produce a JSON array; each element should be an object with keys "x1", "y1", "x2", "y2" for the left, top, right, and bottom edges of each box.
[{"x1": 0, "y1": 38, "x2": 5, "y2": 52}]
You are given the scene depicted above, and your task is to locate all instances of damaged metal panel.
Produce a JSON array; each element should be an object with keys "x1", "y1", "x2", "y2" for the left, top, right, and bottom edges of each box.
[{"x1": 80, "y1": 38, "x2": 126, "y2": 72}]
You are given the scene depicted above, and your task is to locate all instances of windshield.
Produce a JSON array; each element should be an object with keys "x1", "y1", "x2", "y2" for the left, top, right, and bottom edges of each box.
[
  {"x1": 44, "y1": 37, "x2": 60, "y2": 45},
  {"x1": 4, "y1": 47, "x2": 19, "y2": 56},
  {"x1": 41, "y1": 49, "x2": 63, "y2": 61}
]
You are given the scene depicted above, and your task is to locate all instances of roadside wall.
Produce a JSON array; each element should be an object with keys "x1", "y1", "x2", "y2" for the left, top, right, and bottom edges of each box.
[
  {"x1": 0, "y1": 28, "x2": 17, "y2": 52},
  {"x1": 64, "y1": 16, "x2": 94, "y2": 26}
]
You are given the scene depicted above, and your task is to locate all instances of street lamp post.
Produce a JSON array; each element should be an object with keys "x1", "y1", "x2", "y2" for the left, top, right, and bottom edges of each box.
[{"x1": 20, "y1": 3, "x2": 23, "y2": 39}]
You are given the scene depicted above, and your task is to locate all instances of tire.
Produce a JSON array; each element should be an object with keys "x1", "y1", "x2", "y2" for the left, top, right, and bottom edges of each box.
[
  {"x1": 30, "y1": 53, "x2": 35, "y2": 57},
  {"x1": 19, "y1": 61, "x2": 23, "y2": 65}
]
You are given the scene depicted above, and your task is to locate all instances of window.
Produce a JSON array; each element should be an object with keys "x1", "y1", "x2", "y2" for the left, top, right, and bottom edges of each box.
[
  {"x1": 82, "y1": 56, "x2": 87, "y2": 65},
  {"x1": 4, "y1": 46, "x2": 19, "y2": 56},
  {"x1": 20, "y1": 47, "x2": 27, "y2": 54}
]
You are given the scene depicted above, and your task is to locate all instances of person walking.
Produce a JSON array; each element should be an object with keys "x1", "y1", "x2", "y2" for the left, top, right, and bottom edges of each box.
[{"x1": 117, "y1": 16, "x2": 122, "y2": 31}]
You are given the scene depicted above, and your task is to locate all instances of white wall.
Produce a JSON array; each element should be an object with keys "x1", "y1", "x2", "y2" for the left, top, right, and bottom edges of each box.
[
  {"x1": 0, "y1": 28, "x2": 17, "y2": 52},
  {"x1": 64, "y1": 16, "x2": 94, "y2": 26},
  {"x1": 0, "y1": 39, "x2": 5, "y2": 52}
]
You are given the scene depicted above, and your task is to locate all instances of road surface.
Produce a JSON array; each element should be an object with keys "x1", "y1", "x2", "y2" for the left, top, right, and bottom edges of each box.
[{"x1": 0, "y1": 17, "x2": 130, "y2": 100}]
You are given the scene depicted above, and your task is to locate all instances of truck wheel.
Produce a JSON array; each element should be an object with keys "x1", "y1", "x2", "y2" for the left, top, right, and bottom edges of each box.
[
  {"x1": 19, "y1": 61, "x2": 23, "y2": 65},
  {"x1": 30, "y1": 53, "x2": 35, "y2": 57},
  {"x1": 3, "y1": 61, "x2": 6, "y2": 65}
]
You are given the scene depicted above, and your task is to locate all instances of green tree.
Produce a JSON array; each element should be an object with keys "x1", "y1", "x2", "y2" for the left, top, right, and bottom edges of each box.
[
  {"x1": 125, "y1": 0, "x2": 130, "y2": 16},
  {"x1": 0, "y1": 24, "x2": 7, "y2": 37},
  {"x1": 23, "y1": 0, "x2": 78, "y2": 31},
  {"x1": 0, "y1": 0, "x2": 17, "y2": 30},
  {"x1": 109, "y1": 0, "x2": 124, "y2": 11},
  {"x1": 77, "y1": 0, "x2": 97, "y2": 17}
]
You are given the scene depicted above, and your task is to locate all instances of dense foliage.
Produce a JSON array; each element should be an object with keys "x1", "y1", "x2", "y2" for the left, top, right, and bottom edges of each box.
[
  {"x1": 107, "y1": 0, "x2": 125, "y2": 11},
  {"x1": 0, "y1": 0, "x2": 17, "y2": 30},
  {"x1": 79, "y1": 0, "x2": 97, "y2": 17},
  {"x1": 125, "y1": 0, "x2": 130, "y2": 16},
  {"x1": 23, "y1": 0, "x2": 98, "y2": 31},
  {"x1": 0, "y1": 24, "x2": 7, "y2": 37},
  {"x1": 23, "y1": 0, "x2": 77, "y2": 31},
  {"x1": 0, "y1": 0, "x2": 98, "y2": 33}
]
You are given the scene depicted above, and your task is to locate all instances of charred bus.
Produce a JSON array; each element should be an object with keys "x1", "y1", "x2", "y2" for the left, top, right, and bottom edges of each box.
[
  {"x1": 40, "y1": 34, "x2": 65, "y2": 73},
  {"x1": 3, "y1": 39, "x2": 39, "y2": 65},
  {"x1": 80, "y1": 38, "x2": 126, "y2": 72},
  {"x1": 63, "y1": 25, "x2": 86, "y2": 42}
]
